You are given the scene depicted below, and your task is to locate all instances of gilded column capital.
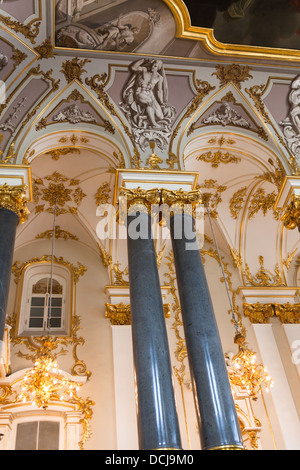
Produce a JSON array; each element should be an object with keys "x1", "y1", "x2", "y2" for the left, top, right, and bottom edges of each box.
[
  {"x1": 243, "y1": 302, "x2": 274, "y2": 323},
  {"x1": 274, "y1": 303, "x2": 300, "y2": 324},
  {"x1": 105, "y1": 302, "x2": 170, "y2": 325},
  {"x1": 281, "y1": 194, "x2": 300, "y2": 230},
  {"x1": 105, "y1": 303, "x2": 131, "y2": 325},
  {"x1": 0, "y1": 184, "x2": 29, "y2": 224},
  {"x1": 119, "y1": 186, "x2": 160, "y2": 216},
  {"x1": 161, "y1": 188, "x2": 202, "y2": 216}
]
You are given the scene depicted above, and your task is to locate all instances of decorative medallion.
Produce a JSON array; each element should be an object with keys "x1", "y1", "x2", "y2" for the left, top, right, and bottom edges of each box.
[{"x1": 33, "y1": 171, "x2": 86, "y2": 216}]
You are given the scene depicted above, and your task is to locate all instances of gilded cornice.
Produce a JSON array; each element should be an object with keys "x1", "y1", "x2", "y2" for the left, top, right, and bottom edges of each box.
[{"x1": 0, "y1": 183, "x2": 29, "y2": 223}]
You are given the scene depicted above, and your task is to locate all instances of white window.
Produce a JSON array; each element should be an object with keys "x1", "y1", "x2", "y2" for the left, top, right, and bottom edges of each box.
[
  {"x1": 18, "y1": 264, "x2": 72, "y2": 337},
  {"x1": 15, "y1": 420, "x2": 60, "y2": 451}
]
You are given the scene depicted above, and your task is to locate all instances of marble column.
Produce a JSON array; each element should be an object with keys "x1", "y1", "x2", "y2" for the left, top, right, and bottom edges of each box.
[
  {"x1": 120, "y1": 187, "x2": 182, "y2": 451},
  {"x1": 162, "y1": 189, "x2": 243, "y2": 451},
  {"x1": 0, "y1": 184, "x2": 28, "y2": 352}
]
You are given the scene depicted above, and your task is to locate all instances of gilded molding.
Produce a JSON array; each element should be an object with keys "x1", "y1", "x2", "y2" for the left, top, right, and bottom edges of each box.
[
  {"x1": 281, "y1": 194, "x2": 300, "y2": 230},
  {"x1": 105, "y1": 303, "x2": 171, "y2": 326},
  {"x1": 243, "y1": 303, "x2": 274, "y2": 324},
  {"x1": 0, "y1": 183, "x2": 29, "y2": 223}
]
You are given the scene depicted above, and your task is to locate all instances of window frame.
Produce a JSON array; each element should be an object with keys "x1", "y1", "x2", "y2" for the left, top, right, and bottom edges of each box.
[{"x1": 17, "y1": 262, "x2": 73, "y2": 337}]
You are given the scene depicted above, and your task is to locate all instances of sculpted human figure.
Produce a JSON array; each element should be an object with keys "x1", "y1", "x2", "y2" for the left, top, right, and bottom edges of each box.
[
  {"x1": 122, "y1": 58, "x2": 172, "y2": 129},
  {"x1": 288, "y1": 75, "x2": 300, "y2": 133}
]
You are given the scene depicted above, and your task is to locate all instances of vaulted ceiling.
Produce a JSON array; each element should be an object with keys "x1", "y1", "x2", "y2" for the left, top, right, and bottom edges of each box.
[{"x1": 1, "y1": 0, "x2": 300, "y2": 289}]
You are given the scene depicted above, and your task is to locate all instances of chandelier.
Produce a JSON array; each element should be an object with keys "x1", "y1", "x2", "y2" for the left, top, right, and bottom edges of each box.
[
  {"x1": 18, "y1": 339, "x2": 82, "y2": 409},
  {"x1": 205, "y1": 201, "x2": 273, "y2": 400},
  {"x1": 228, "y1": 334, "x2": 273, "y2": 400}
]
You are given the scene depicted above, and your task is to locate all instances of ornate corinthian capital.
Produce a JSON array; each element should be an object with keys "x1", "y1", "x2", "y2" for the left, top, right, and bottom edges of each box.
[
  {"x1": 281, "y1": 194, "x2": 300, "y2": 230},
  {"x1": 161, "y1": 188, "x2": 202, "y2": 216},
  {"x1": 119, "y1": 186, "x2": 161, "y2": 215},
  {"x1": 0, "y1": 183, "x2": 29, "y2": 224}
]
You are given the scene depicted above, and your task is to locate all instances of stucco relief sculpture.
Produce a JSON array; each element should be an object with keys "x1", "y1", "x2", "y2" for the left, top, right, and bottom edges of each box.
[
  {"x1": 120, "y1": 58, "x2": 176, "y2": 151},
  {"x1": 280, "y1": 75, "x2": 300, "y2": 165},
  {"x1": 203, "y1": 101, "x2": 251, "y2": 128},
  {"x1": 53, "y1": 104, "x2": 96, "y2": 124}
]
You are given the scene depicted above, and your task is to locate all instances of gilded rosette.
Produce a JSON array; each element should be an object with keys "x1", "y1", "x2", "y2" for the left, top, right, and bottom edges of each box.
[{"x1": 0, "y1": 183, "x2": 29, "y2": 224}]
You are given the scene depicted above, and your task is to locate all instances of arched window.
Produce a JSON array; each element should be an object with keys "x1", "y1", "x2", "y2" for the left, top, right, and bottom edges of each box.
[{"x1": 18, "y1": 263, "x2": 72, "y2": 337}]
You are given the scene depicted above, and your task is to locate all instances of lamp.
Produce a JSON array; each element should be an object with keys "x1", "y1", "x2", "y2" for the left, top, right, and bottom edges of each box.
[{"x1": 205, "y1": 202, "x2": 273, "y2": 400}]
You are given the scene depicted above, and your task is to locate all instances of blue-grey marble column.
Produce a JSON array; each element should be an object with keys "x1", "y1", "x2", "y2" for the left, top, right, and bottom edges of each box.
[
  {"x1": 0, "y1": 208, "x2": 19, "y2": 348},
  {"x1": 169, "y1": 212, "x2": 243, "y2": 450},
  {"x1": 127, "y1": 209, "x2": 182, "y2": 450}
]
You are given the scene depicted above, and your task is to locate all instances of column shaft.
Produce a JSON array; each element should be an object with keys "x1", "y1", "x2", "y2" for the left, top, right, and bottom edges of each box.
[
  {"x1": 170, "y1": 213, "x2": 243, "y2": 450},
  {"x1": 127, "y1": 211, "x2": 181, "y2": 450},
  {"x1": 0, "y1": 208, "x2": 19, "y2": 345}
]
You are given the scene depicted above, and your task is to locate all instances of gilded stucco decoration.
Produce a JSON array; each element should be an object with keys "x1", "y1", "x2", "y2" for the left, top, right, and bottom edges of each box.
[
  {"x1": 36, "y1": 226, "x2": 79, "y2": 241},
  {"x1": 212, "y1": 64, "x2": 253, "y2": 90},
  {"x1": 33, "y1": 171, "x2": 86, "y2": 216},
  {"x1": 244, "y1": 256, "x2": 285, "y2": 287},
  {"x1": 61, "y1": 57, "x2": 91, "y2": 84},
  {"x1": 105, "y1": 303, "x2": 170, "y2": 326},
  {"x1": 95, "y1": 182, "x2": 111, "y2": 206},
  {"x1": 0, "y1": 1, "x2": 42, "y2": 44},
  {"x1": 198, "y1": 180, "x2": 227, "y2": 219}
]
